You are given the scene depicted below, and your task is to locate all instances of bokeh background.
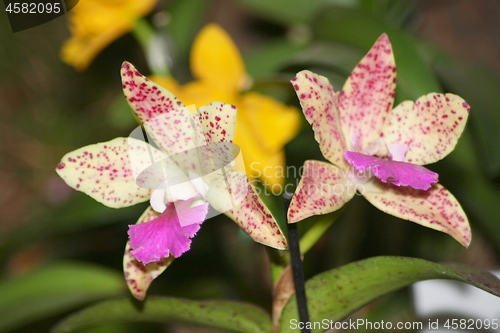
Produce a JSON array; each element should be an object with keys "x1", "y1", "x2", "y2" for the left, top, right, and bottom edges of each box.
[{"x1": 1, "y1": 0, "x2": 500, "y2": 332}]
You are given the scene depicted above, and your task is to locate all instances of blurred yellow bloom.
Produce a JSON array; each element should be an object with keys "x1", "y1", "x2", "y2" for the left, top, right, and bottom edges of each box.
[
  {"x1": 152, "y1": 24, "x2": 300, "y2": 188},
  {"x1": 61, "y1": 0, "x2": 157, "y2": 71}
]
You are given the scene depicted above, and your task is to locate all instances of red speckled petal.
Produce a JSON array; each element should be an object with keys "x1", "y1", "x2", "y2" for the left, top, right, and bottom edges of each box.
[
  {"x1": 121, "y1": 61, "x2": 184, "y2": 123},
  {"x1": 338, "y1": 34, "x2": 396, "y2": 151},
  {"x1": 121, "y1": 62, "x2": 203, "y2": 172},
  {"x1": 291, "y1": 70, "x2": 348, "y2": 167},
  {"x1": 194, "y1": 102, "x2": 238, "y2": 177},
  {"x1": 123, "y1": 207, "x2": 174, "y2": 301},
  {"x1": 381, "y1": 93, "x2": 470, "y2": 165},
  {"x1": 344, "y1": 151, "x2": 438, "y2": 190},
  {"x1": 56, "y1": 137, "x2": 152, "y2": 208},
  {"x1": 196, "y1": 101, "x2": 236, "y2": 143},
  {"x1": 288, "y1": 160, "x2": 355, "y2": 223},
  {"x1": 128, "y1": 198, "x2": 209, "y2": 264},
  {"x1": 206, "y1": 170, "x2": 287, "y2": 250},
  {"x1": 363, "y1": 180, "x2": 471, "y2": 247}
]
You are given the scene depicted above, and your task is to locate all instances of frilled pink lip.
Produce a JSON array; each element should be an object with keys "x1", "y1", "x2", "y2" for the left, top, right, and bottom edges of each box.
[
  {"x1": 128, "y1": 198, "x2": 209, "y2": 265},
  {"x1": 344, "y1": 151, "x2": 438, "y2": 190}
]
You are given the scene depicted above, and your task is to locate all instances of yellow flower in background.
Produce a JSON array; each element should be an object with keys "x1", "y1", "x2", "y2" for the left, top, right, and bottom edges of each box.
[
  {"x1": 152, "y1": 24, "x2": 301, "y2": 188},
  {"x1": 61, "y1": 0, "x2": 157, "y2": 71}
]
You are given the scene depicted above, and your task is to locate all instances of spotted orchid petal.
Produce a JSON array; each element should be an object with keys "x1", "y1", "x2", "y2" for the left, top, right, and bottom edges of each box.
[
  {"x1": 194, "y1": 102, "x2": 238, "y2": 178},
  {"x1": 128, "y1": 198, "x2": 209, "y2": 264},
  {"x1": 121, "y1": 61, "x2": 185, "y2": 124},
  {"x1": 56, "y1": 137, "x2": 154, "y2": 208},
  {"x1": 291, "y1": 71, "x2": 347, "y2": 168},
  {"x1": 206, "y1": 170, "x2": 287, "y2": 250},
  {"x1": 124, "y1": 207, "x2": 174, "y2": 301},
  {"x1": 338, "y1": 33, "x2": 396, "y2": 151},
  {"x1": 381, "y1": 93, "x2": 470, "y2": 165},
  {"x1": 288, "y1": 160, "x2": 355, "y2": 223},
  {"x1": 344, "y1": 151, "x2": 438, "y2": 190},
  {"x1": 196, "y1": 101, "x2": 236, "y2": 143},
  {"x1": 363, "y1": 181, "x2": 471, "y2": 247},
  {"x1": 121, "y1": 62, "x2": 204, "y2": 173}
]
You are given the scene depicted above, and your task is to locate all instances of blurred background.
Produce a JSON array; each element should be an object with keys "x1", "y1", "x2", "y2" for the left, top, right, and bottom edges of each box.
[{"x1": 1, "y1": 0, "x2": 500, "y2": 332}]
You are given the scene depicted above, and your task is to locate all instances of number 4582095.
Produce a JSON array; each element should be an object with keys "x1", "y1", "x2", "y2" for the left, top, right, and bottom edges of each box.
[
  {"x1": 444, "y1": 319, "x2": 498, "y2": 330},
  {"x1": 5, "y1": 2, "x2": 61, "y2": 14}
]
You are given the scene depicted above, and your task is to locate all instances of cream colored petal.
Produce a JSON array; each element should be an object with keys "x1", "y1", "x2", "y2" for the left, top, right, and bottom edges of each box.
[
  {"x1": 381, "y1": 93, "x2": 470, "y2": 165},
  {"x1": 122, "y1": 62, "x2": 206, "y2": 173},
  {"x1": 363, "y1": 180, "x2": 471, "y2": 247},
  {"x1": 338, "y1": 34, "x2": 396, "y2": 152},
  {"x1": 288, "y1": 160, "x2": 355, "y2": 223},
  {"x1": 291, "y1": 70, "x2": 348, "y2": 167},
  {"x1": 206, "y1": 170, "x2": 287, "y2": 250},
  {"x1": 56, "y1": 137, "x2": 151, "y2": 208}
]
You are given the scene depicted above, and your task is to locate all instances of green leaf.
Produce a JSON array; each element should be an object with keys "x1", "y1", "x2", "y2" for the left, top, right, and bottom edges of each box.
[
  {"x1": 241, "y1": 0, "x2": 322, "y2": 25},
  {"x1": 51, "y1": 297, "x2": 272, "y2": 333},
  {"x1": 245, "y1": 40, "x2": 304, "y2": 80},
  {"x1": 0, "y1": 262, "x2": 124, "y2": 332},
  {"x1": 167, "y1": 0, "x2": 209, "y2": 58},
  {"x1": 313, "y1": 7, "x2": 442, "y2": 101},
  {"x1": 280, "y1": 256, "x2": 500, "y2": 333},
  {"x1": 286, "y1": 42, "x2": 363, "y2": 76}
]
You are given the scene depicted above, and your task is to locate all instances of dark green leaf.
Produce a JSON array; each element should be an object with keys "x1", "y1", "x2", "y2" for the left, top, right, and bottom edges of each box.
[
  {"x1": 245, "y1": 40, "x2": 304, "y2": 80},
  {"x1": 280, "y1": 256, "x2": 500, "y2": 333},
  {"x1": 286, "y1": 42, "x2": 363, "y2": 76},
  {"x1": 241, "y1": 0, "x2": 322, "y2": 25},
  {"x1": 51, "y1": 296, "x2": 272, "y2": 333},
  {"x1": 167, "y1": 0, "x2": 209, "y2": 58},
  {"x1": 0, "y1": 262, "x2": 124, "y2": 332}
]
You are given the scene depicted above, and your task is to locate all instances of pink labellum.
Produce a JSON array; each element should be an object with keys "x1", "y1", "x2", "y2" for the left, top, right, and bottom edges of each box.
[
  {"x1": 344, "y1": 151, "x2": 438, "y2": 190},
  {"x1": 128, "y1": 199, "x2": 209, "y2": 264}
]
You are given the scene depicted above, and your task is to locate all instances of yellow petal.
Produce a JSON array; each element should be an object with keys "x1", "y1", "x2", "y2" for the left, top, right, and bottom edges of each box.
[
  {"x1": 191, "y1": 24, "x2": 247, "y2": 93},
  {"x1": 61, "y1": 0, "x2": 157, "y2": 71},
  {"x1": 240, "y1": 92, "x2": 300, "y2": 153},
  {"x1": 235, "y1": 92, "x2": 301, "y2": 187},
  {"x1": 148, "y1": 76, "x2": 182, "y2": 97}
]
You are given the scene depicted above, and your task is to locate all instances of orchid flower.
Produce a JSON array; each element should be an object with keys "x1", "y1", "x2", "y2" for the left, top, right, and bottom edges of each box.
[
  {"x1": 56, "y1": 62, "x2": 287, "y2": 299},
  {"x1": 61, "y1": 0, "x2": 158, "y2": 71},
  {"x1": 151, "y1": 24, "x2": 301, "y2": 188},
  {"x1": 288, "y1": 34, "x2": 471, "y2": 247}
]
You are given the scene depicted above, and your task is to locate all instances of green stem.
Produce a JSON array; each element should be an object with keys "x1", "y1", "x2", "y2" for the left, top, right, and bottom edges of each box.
[
  {"x1": 132, "y1": 18, "x2": 171, "y2": 77},
  {"x1": 299, "y1": 208, "x2": 343, "y2": 255}
]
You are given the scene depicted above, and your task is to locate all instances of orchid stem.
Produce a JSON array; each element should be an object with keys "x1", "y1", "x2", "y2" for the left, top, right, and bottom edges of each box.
[
  {"x1": 132, "y1": 18, "x2": 171, "y2": 77},
  {"x1": 284, "y1": 193, "x2": 311, "y2": 333}
]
